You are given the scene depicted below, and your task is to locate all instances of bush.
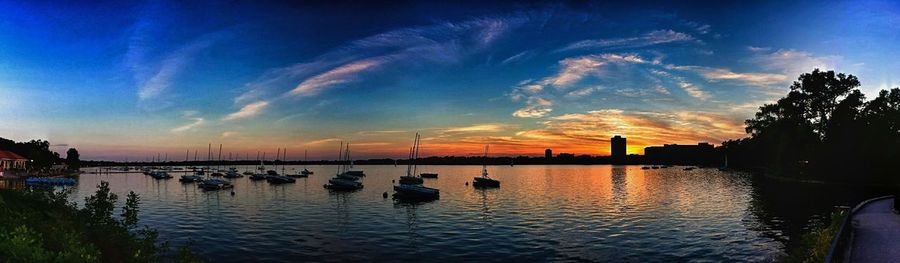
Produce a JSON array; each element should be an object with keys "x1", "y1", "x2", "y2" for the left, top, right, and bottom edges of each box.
[{"x1": 0, "y1": 181, "x2": 200, "y2": 262}]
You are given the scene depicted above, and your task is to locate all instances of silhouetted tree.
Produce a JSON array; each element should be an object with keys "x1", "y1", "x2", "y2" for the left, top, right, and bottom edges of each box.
[
  {"x1": 66, "y1": 148, "x2": 80, "y2": 171},
  {"x1": 726, "y1": 69, "x2": 900, "y2": 183}
]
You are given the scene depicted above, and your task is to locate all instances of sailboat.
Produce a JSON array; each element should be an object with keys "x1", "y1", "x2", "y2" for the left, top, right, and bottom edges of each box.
[
  {"x1": 211, "y1": 144, "x2": 224, "y2": 177},
  {"x1": 267, "y1": 148, "x2": 296, "y2": 184},
  {"x1": 300, "y1": 149, "x2": 314, "y2": 176},
  {"x1": 394, "y1": 133, "x2": 439, "y2": 200},
  {"x1": 399, "y1": 133, "x2": 424, "y2": 185},
  {"x1": 473, "y1": 145, "x2": 500, "y2": 188},
  {"x1": 180, "y1": 153, "x2": 205, "y2": 183},
  {"x1": 249, "y1": 152, "x2": 269, "y2": 181},
  {"x1": 150, "y1": 170, "x2": 172, "y2": 179},
  {"x1": 325, "y1": 142, "x2": 363, "y2": 190}
]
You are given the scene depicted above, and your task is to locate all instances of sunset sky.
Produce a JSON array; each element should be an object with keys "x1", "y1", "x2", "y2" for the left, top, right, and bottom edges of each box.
[{"x1": 2, "y1": 0, "x2": 899, "y2": 160}]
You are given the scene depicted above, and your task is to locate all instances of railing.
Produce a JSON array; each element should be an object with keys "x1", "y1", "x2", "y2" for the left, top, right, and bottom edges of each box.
[{"x1": 824, "y1": 195, "x2": 894, "y2": 263}]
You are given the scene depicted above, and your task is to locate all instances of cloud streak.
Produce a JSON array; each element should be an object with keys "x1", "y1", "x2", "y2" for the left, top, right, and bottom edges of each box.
[
  {"x1": 288, "y1": 58, "x2": 385, "y2": 97},
  {"x1": 235, "y1": 15, "x2": 529, "y2": 106},
  {"x1": 171, "y1": 111, "x2": 204, "y2": 133},
  {"x1": 224, "y1": 100, "x2": 269, "y2": 121},
  {"x1": 560, "y1": 30, "x2": 694, "y2": 52}
]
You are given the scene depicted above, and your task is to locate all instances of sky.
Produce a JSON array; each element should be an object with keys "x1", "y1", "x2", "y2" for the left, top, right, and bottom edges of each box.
[{"x1": 1, "y1": 0, "x2": 899, "y2": 161}]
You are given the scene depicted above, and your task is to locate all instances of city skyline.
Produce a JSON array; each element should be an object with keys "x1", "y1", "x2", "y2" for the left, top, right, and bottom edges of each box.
[{"x1": 2, "y1": 1, "x2": 899, "y2": 160}]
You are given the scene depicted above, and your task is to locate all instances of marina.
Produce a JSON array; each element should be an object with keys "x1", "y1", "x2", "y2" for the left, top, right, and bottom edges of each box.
[{"x1": 61, "y1": 164, "x2": 854, "y2": 262}]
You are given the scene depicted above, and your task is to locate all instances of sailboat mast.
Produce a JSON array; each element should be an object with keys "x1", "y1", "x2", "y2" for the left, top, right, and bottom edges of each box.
[
  {"x1": 346, "y1": 143, "x2": 352, "y2": 170},
  {"x1": 282, "y1": 148, "x2": 287, "y2": 174},
  {"x1": 337, "y1": 141, "x2": 344, "y2": 175},
  {"x1": 482, "y1": 145, "x2": 489, "y2": 177},
  {"x1": 413, "y1": 133, "x2": 420, "y2": 176},
  {"x1": 218, "y1": 144, "x2": 223, "y2": 170},
  {"x1": 406, "y1": 146, "x2": 413, "y2": 176}
]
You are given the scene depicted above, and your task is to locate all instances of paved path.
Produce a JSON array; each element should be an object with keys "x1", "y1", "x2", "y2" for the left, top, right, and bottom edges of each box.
[{"x1": 851, "y1": 197, "x2": 900, "y2": 263}]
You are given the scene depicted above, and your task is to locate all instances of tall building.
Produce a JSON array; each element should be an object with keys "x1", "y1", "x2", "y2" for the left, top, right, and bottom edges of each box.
[
  {"x1": 545, "y1": 149, "x2": 553, "y2": 159},
  {"x1": 611, "y1": 135, "x2": 626, "y2": 159}
]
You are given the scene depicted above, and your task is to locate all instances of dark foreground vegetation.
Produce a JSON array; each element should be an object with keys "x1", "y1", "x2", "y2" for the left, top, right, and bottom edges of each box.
[
  {"x1": 0, "y1": 182, "x2": 199, "y2": 262},
  {"x1": 725, "y1": 69, "x2": 900, "y2": 184}
]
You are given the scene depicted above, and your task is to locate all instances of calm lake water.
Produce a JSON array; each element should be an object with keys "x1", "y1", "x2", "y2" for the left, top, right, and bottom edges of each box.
[{"x1": 69, "y1": 165, "x2": 883, "y2": 262}]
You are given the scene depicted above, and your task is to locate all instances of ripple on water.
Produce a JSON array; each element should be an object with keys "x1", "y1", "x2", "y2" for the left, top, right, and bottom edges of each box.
[{"x1": 72, "y1": 165, "x2": 787, "y2": 262}]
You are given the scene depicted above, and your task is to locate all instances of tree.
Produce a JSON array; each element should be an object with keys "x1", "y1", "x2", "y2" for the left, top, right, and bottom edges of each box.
[
  {"x1": 728, "y1": 69, "x2": 899, "y2": 182},
  {"x1": 66, "y1": 148, "x2": 81, "y2": 171}
]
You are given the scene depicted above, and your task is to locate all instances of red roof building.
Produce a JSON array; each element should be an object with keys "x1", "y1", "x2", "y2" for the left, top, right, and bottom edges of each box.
[{"x1": 0, "y1": 150, "x2": 28, "y2": 172}]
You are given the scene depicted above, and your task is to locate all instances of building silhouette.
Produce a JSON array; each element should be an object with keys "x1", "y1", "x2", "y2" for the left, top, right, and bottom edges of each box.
[
  {"x1": 556, "y1": 153, "x2": 575, "y2": 160},
  {"x1": 545, "y1": 149, "x2": 552, "y2": 159},
  {"x1": 644, "y1": 142, "x2": 723, "y2": 166},
  {"x1": 611, "y1": 135, "x2": 626, "y2": 164}
]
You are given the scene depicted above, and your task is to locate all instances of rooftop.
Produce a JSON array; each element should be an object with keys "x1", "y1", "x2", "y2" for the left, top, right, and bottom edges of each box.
[{"x1": 0, "y1": 150, "x2": 26, "y2": 160}]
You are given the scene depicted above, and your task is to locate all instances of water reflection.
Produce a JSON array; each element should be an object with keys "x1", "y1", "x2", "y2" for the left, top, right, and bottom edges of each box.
[{"x1": 62, "y1": 165, "x2": 880, "y2": 262}]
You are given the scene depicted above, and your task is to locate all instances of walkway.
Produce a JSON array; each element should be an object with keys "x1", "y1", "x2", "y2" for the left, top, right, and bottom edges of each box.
[{"x1": 850, "y1": 197, "x2": 900, "y2": 263}]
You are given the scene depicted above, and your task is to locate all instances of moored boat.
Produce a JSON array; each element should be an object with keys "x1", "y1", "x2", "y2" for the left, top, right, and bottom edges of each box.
[
  {"x1": 420, "y1": 173, "x2": 438, "y2": 178},
  {"x1": 393, "y1": 184, "x2": 439, "y2": 200},
  {"x1": 150, "y1": 170, "x2": 173, "y2": 179},
  {"x1": 198, "y1": 178, "x2": 233, "y2": 191},
  {"x1": 267, "y1": 175, "x2": 296, "y2": 184},
  {"x1": 325, "y1": 142, "x2": 364, "y2": 191},
  {"x1": 179, "y1": 174, "x2": 204, "y2": 183},
  {"x1": 472, "y1": 145, "x2": 500, "y2": 188},
  {"x1": 224, "y1": 169, "x2": 243, "y2": 178},
  {"x1": 394, "y1": 133, "x2": 438, "y2": 200}
]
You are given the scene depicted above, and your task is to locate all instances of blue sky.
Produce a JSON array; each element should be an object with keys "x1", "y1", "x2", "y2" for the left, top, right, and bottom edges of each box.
[{"x1": 1, "y1": 0, "x2": 898, "y2": 160}]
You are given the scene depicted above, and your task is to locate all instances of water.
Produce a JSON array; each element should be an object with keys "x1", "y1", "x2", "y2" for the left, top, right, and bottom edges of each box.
[{"x1": 68, "y1": 165, "x2": 880, "y2": 262}]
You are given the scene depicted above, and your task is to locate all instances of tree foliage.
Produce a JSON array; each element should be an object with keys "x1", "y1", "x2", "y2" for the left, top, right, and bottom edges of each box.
[
  {"x1": 67, "y1": 148, "x2": 81, "y2": 170},
  {"x1": 0, "y1": 182, "x2": 200, "y2": 262},
  {"x1": 0, "y1": 137, "x2": 66, "y2": 170},
  {"x1": 726, "y1": 69, "x2": 900, "y2": 183}
]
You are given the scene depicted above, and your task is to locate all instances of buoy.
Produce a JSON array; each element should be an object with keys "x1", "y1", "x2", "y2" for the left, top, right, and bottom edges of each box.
[
  {"x1": 382, "y1": 192, "x2": 388, "y2": 198},
  {"x1": 465, "y1": 182, "x2": 469, "y2": 186},
  {"x1": 230, "y1": 191, "x2": 235, "y2": 196},
  {"x1": 391, "y1": 179, "x2": 395, "y2": 183}
]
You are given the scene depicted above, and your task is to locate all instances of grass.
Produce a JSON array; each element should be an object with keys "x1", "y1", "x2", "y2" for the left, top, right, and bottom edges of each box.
[{"x1": 781, "y1": 208, "x2": 849, "y2": 262}]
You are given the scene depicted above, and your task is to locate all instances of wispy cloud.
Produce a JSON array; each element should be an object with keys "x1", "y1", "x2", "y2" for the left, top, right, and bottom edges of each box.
[
  {"x1": 678, "y1": 81, "x2": 710, "y2": 100},
  {"x1": 664, "y1": 65, "x2": 786, "y2": 86},
  {"x1": 171, "y1": 111, "x2": 204, "y2": 133},
  {"x1": 288, "y1": 58, "x2": 385, "y2": 97},
  {"x1": 235, "y1": 15, "x2": 528, "y2": 108},
  {"x1": 748, "y1": 46, "x2": 771, "y2": 52},
  {"x1": 512, "y1": 97, "x2": 553, "y2": 118},
  {"x1": 560, "y1": 30, "x2": 694, "y2": 52},
  {"x1": 545, "y1": 53, "x2": 651, "y2": 87},
  {"x1": 439, "y1": 123, "x2": 511, "y2": 133},
  {"x1": 357, "y1": 130, "x2": 408, "y2": 136},
  {"x1": 127, "y1": 25, "x2": 221, "y2": 107},
  {"x1": 304, "y1": 138, "x2": 342, "y2": 145},
  {"x1": 566, "y1": 86, "x2": 604, "y2": 97},
  {"x1": 223, "y1": 100, "x2": 269, "y2": 121},
  {"x1": 221, "y1": 131, "x2": 239, "y2": 138},
  {"x1": 751, "y1": 49, "x2": 838, "y2": 74},
  {"x1": 500, "y1": 50, "x2": 533, "y2": 65}
]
